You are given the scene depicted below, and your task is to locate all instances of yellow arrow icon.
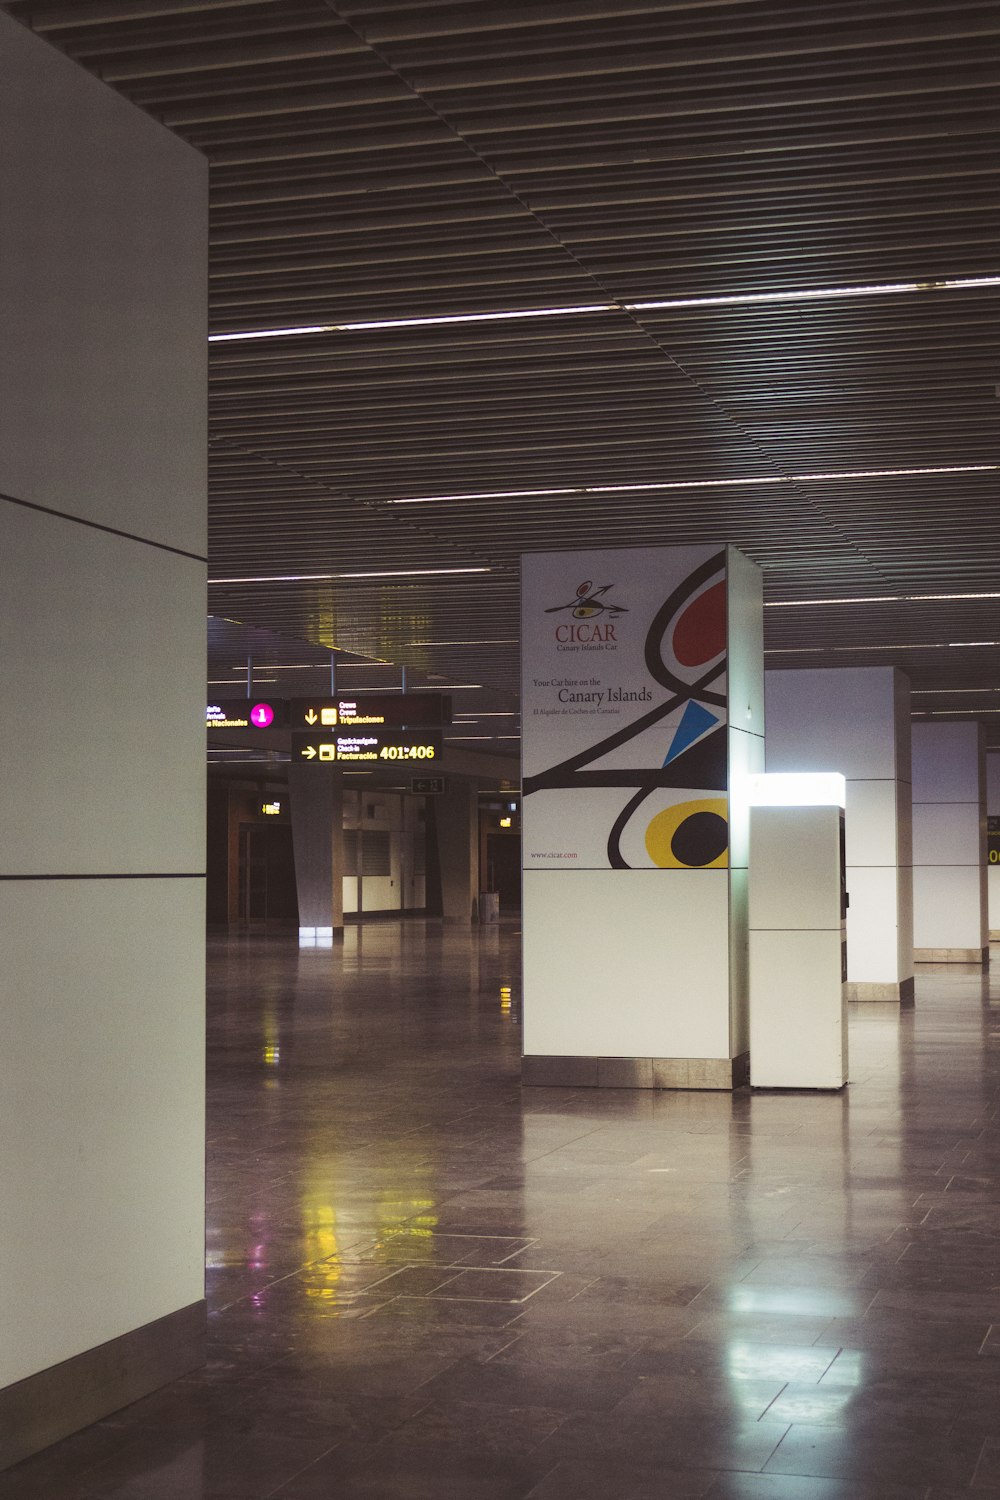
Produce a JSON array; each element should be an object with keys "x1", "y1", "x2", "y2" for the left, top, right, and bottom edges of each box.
[
  {"x1": 304, "y1": 708, "x2": 318, "y2": 725},
  {"x1": 302, "y1": 744, "x2": 317, "y2": 759}
]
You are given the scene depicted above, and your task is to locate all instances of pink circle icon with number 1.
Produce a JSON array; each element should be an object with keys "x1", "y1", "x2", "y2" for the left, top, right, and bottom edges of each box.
[{"x1": 250, "y1": 704, "x2": 275, "y2": 728}]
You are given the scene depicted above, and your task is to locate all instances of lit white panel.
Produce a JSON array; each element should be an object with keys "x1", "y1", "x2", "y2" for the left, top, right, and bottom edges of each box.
[
  {"x1": 362, "y1": 876, "x2": 396, "y2": 912},
  {"x1": 0, "y1": 878, "x2": 204, "y2": 1388},
  {"x1": 766, "y1": 667, "x2": 902, "y2": 779},
  {"x1": 845, "y1": 865, "x2": 903, "y2": 983},
  {"x1": 914, "y1": 866, "x2": 987, "y2": 950},
  {"x1": 912, "y1": 722, "x2": 982, "y2": 802},
  {"x1": 747, "y1": 772, "x2": 845, "y2": 808},
  {"x1": 845, "y1": 780, "x2": 899, "y2": 868},
  {"x1": 0, "y1": 14, "x2": 206, "y2": 555},
  {"x1": 0, "y1": 500, "x2": 205, "y2": 875},
  {"x1": 912, "y1": 802, "x2": 982, "y2": 867},
  {"x1": 522, "y1": 870, "x2": 731, "y2": 1059}
]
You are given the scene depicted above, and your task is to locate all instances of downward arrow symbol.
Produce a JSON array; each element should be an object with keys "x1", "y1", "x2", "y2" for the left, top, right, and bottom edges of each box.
[{"x1": 305, "y1": 709, "x2": 318, "y2": 725}]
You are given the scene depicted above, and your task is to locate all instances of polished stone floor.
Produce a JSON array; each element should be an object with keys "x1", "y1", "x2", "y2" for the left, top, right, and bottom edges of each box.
[{"x1": 4, "y1": 922, "x2": 1000, "y2": 1498}]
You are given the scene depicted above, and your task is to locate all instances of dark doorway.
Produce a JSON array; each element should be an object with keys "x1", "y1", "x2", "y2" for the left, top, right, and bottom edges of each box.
[
  {"x1": 486, "y1": 833, "x2": 521, "y2": 912},
  {"x1": 238, "y1": 824, "x2": 298, "y2": 921}
]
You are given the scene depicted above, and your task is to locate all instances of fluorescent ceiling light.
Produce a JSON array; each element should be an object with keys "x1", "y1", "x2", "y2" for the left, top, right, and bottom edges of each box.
[
  {"x1": 398, "y1": 491, "x2": 575, "y2": 505},
  {"x1": 417, "y1": 683, "x2": 483, "y2": 690},
  {"x1": 765, "y1": 641, "x2": 1000, "y2": 653},
  {"x1": 229, "y1": 662, "x2": 332, "y2": 671},
  {"x1": 917, "y1": 708, "x2": 1000, "y2": 715},
  {"x1": 911, "y1": 687, "x2": 1000, "y2": 694},
  {"x1": 629, "y1": 275, "x2": 1000, "y2": 311},
  {"x1": 393, "y1": 465, "x2": 996, "y2": 505},
  {"x1": 405, "y1": 638, "x2": 519, "y2": 646},
  {"x1": 208, "y1": 276, "x2": 1000, "y2": 344},
  {"x1": 208, "y1": 677, "x2": 278, "y2": 684},
  {"x1": 208, "y1": 567, "x2": 489, "y2": 584},
  {"x1": 768, "y1": 589, "x2": 1000, "y2": 607},
  {"x1": 341, "y1": 304, "x2": 614, "y2": 331}
]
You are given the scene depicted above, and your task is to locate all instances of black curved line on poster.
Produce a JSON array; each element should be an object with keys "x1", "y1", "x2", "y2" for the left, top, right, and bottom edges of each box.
[
  {"x1": 644, "y1": 550, "x2": 726, "y2": 691},
  {"x1": 607, "y1": 552, "x2": 729, "y2": 866},
  {"x1": 523, "y1": 549, "x2": 727, "y2": 800}
]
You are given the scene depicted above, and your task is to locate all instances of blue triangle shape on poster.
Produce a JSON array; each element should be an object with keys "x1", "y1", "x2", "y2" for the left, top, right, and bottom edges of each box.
[{"x1": 663, "y1": 700, "x2": 719, "y2": 766}]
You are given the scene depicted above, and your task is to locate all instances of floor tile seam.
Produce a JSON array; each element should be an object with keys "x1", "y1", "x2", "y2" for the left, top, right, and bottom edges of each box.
[{"x1": 258, "y1": 1433, "x2": 351, "y2": 1500}]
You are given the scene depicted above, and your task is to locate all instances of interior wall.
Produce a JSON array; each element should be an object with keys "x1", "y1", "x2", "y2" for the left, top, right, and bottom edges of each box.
[
  {"x1": 911, "y1": 721, "x2": 987, "y2": 955},
  {"x1": 765, "y1": 666, "x2": 914, "y2": 997},
  {"x1": 986, "y1": 751, "x2": 1000, "y2": 939},
  {"x1": 0, "y1": 8, "x2": 207, "y2": 1413}
]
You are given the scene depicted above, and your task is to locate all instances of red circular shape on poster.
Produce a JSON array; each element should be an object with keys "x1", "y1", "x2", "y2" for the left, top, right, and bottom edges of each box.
[{"x1": 672, "y1": 580, "x2": 726, "y2": 665}]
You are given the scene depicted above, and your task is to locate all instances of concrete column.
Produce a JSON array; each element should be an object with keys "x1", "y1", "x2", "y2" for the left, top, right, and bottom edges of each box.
[
  {"x1": 288, "y1": 763, "x2": 345, "y2": 935},
  {"x1": 912, "y1": 722, "x2": 987, "y2": 962},
  {"x1": 434, "y1": 779, "x2": 480, "y2": 925},
  {"x1": 988, "y1": 752, "x2": 1000, "y2": 941},
  {"x1": 0, "y1": 14, "x2": 207, "y2": 1467},
  {"x1": 765, "y1": 667, "x2": 914, "y2": 1003}
]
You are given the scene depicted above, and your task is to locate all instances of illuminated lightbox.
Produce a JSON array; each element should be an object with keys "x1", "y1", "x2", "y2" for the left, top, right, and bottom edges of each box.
[{"x1": 747, "y1": 772, "x2": 846, "y2": 808}]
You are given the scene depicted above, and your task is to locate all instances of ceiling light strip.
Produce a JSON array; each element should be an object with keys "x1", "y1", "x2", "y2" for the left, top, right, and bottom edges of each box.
[
  {"x1": 208, "y1": 567, "x2": 490, "y2": 584},
  {"x1": 392, "y1": 465, "x2": 996, "y2": 505},
  {"x1": 767, "y1": 590, "x2": 1000, "y2": 607},
  {"x1": 208, "y1": 276, "x2": 1000, "y2": 343}
]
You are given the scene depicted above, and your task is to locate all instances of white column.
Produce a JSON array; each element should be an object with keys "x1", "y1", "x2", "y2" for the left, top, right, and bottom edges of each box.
[
  {"x1": 912, "y1": 722, "x2": 987, "y2": 962},
  {"x1": 765, "y1": 667, "x2": 914, "y2": 1003},
  {"x1": 0, "y1": 15, "x2": 207, "y2": 1467},
  {"x1": 521, "y1": 544, "x2": 763, "y2": 1089},
  {"x1": 988, "y1": 752, "x2": 1000, "y2": 941}
]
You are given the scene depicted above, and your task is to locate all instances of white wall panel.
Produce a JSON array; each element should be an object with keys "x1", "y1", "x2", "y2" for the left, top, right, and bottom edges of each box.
[
  {"x1": 750, "y1": 931, "x2": 847, "y2": 1088},
  {"x1": 522, "y1": 870, "x2": 731, "y2": 1059},
  {"x1": 844, "y1": 779, "x2": 898, "y2": 868},
  {"x1": 0, "y1": 879, "x2": 205, "y2": 1389},
  {"x1": 912, "y1": 721, "x2": 981, "y2": 802},
  {"x1": 912, "y1": 802, "x2": 983, "y2": 868},
  {"x1": 844, "y1": 865, "x2": 902, "y2": 983},
  {"x1": 0, "y1": 15, "x2": 206, "y2": 555},
  {"x1": 0, "y1": 10, "x2": 207, "y2": 1429},
  {"x1": 766, "y1": 667, "x2": 900, "y2": 779},
  {"x1": 913, "y1": 866, "x2": 985, "y2": 951},
  {"x1": 0, "y1": 499, "x2": 205, "y2": 875},
  {"x1": 766, "y1": 668, "x2": 912, "y2": 990}
]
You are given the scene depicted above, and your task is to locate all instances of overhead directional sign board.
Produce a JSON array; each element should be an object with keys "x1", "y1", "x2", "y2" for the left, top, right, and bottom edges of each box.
[
  {"x1": 206, "y1": 698, "x2": 286, "y2": 730},
  {"x1": 289, "y1": 694, "x2": 450, "y2": 731},
  {"x1": 293, "y1": 729, "x2": 442, "y2": 765}
]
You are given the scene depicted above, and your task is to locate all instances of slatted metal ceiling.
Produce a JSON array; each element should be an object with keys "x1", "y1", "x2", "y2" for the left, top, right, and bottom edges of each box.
[{"x1": 7, "y1": 0, "x2": 1000, "y2": 745}]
